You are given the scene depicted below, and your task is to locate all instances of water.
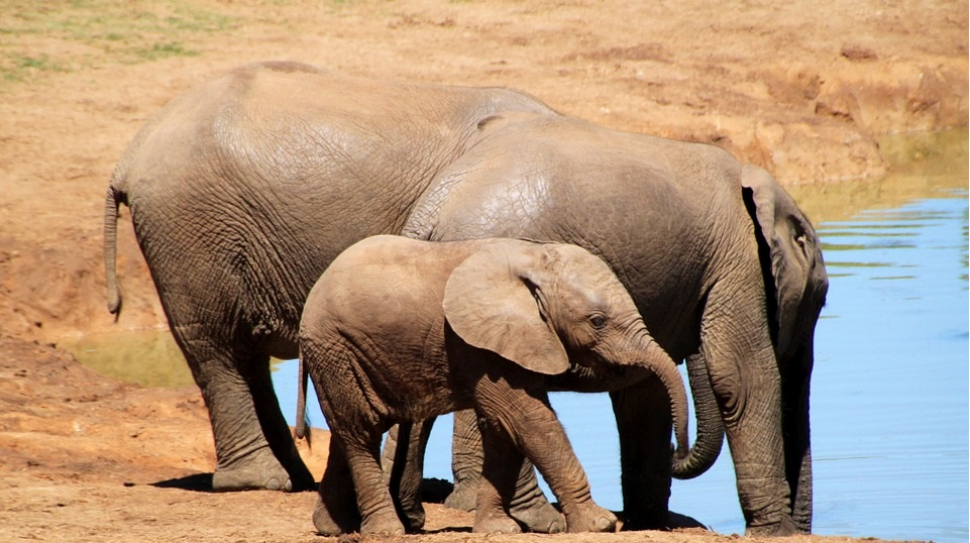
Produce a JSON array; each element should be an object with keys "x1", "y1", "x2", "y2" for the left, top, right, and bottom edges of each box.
[
  {"x1": 808, "y1": 195, "x2": 968, "y2": 541},
  {"x1": 75, "y1": 129, "x2": 969, "y2": 541},
  {"x1": 664, "y1": 190, "x2": 968, "y2": 540},
  {"x1": 61, "y1": 328, "x2": 193, "y2": 388}
]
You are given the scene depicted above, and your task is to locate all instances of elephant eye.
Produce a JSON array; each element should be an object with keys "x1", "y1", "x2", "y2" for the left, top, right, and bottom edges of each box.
[{"x1": 589, "y1": 315, "x2": 607, "y2": 329}]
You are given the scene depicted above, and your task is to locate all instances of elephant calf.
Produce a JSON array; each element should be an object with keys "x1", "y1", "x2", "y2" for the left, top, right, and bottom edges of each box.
[{"x1": 296, "y1": 235, "x2": 690, "y2": 535}]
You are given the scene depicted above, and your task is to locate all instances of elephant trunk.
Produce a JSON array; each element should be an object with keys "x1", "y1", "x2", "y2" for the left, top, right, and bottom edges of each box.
[
  {"x1": 782, "y1": 341, "x2": 815, "y2": 533},
  {"x1": 635, "y1": 334, "x2": 690, "y2": 462},
  {"x1": 671, "y1": 353, "x2": 724, "y2": 479}
]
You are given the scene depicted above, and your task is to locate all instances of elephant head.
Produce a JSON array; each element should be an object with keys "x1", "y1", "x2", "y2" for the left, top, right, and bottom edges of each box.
[
  {"x1": 740, "y1": 164, "x2": 828, "y2": 533},
  {"x1": 668, "y1": 166, "x2": 827, "y2": 534},
  {"x1": 442, "y1": 241, "x2": 691, "y2": 462}
]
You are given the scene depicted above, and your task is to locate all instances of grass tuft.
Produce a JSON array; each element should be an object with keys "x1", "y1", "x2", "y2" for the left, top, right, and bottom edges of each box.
[{"x1": 0, "y1": 0, "x2": 236, "y2": 87}]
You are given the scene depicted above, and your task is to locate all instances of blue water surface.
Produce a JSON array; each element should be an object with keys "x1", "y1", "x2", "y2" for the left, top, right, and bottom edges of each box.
[{"x1": 273, "y1": 187, "x2": 969, "y2": 543}]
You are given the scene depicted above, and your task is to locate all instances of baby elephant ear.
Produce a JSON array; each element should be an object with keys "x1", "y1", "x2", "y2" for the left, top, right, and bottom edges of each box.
[{"x1": 443, "y1": 242, "x2": 569, "y2": 375}]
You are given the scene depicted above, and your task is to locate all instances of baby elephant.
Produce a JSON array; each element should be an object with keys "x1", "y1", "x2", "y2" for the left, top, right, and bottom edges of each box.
[{"x1": 298, "y1": 235, "x2": 689, "y2": 535}]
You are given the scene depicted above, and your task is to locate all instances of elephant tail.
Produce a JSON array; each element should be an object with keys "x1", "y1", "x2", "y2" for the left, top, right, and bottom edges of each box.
[
  {"x1": 103, "y1": 186, "x2": 124, "y2": 318},
  {"x1": 293, "y1": 353, "x2": 312, "y2": 448},
  {"x1": 671, "y1": 354, "x2": 724, "y2": 479}
]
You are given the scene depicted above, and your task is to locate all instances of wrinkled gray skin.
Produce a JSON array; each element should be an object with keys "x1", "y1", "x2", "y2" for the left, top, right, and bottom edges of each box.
[
  {"x1": 425, "y1": 349, "x2": 725, "y2": 519},
  {"x1": 104, "y1": 61, "x2": 827, "y2": 535},
  {"x1": 295, "y1": 236, "x2": 691, "y2": 535}
]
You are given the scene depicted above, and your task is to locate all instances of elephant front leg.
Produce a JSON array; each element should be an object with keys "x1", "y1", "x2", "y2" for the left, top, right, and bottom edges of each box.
[
  {"x1": 610, "y1": 376, "x2": 674, "y2": 530},
  {"x1": 699, "y1": 279, "x2": 794, "y2": 536},
  {"x1": 449, "y1": 409, "x2": 564, "y2": 533},
  {"x1": 474, "y1": 383, "x2": 616, "y2": 533},
  {"x1": 506, "y1": 456, "x2": 566, "y2": 533}
]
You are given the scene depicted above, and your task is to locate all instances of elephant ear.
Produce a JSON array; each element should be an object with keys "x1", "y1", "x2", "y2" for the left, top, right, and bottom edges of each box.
[
  {"x1": 741, "y1": 164, "x2": 827, "y2": 358},
  {"x1": 443, "y1": 242, "x2": 570, "y2": 375}
]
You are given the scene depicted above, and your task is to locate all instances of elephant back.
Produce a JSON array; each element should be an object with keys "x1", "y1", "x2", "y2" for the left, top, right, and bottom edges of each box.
[
  {"x1": 108, "y1": 62, "x2": 559, "y2": 354},
  {"x1": 405, "y1": 115, "x2": 747, "y2": 358}
]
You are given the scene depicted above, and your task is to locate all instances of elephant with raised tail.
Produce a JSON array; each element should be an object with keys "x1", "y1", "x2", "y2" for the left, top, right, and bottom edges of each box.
[{"x1": 104, "y1": 61, "x2": 827, "y2": 535}]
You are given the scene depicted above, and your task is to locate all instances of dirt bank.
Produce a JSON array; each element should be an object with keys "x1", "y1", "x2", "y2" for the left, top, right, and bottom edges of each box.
[{"x1": 0, "y1": 0, "x2": 964, "y2": 541}]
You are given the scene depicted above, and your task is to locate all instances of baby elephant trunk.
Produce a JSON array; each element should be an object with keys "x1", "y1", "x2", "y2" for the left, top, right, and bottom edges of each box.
[{"x1": 632, "y1": 335, "x2": 691, "y2": 464}]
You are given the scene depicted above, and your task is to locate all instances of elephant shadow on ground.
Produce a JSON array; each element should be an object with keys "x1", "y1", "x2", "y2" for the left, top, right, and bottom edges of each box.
[
  {"x1": 145, "y1": 473, "x2": 706, "y2": 534},
  {"x1": 145, "y1": 474, "x2": 454, "y2": 500},
  {"x1": 149, "y1": 473, "x2": 215, "y2": 492}
]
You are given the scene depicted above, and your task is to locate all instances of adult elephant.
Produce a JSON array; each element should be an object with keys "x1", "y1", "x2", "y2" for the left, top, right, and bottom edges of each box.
[{"x1": 104, "y1": 61, "x2": 827, "y2": 536}]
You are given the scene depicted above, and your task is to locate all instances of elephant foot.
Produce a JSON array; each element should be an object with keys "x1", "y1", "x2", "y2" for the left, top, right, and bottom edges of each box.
[
  {"x1": 283, "y1": 454, "x2": 316, "y2": 491},
  {"x1": 312, "y1": 495, "x2": 360, "y2": 536},
  {"x1": 212, "y1": 449, "x2": 295, "y2": 491},
  {"x1": 620, "y1": 505, "x2": 669, "y2": 531},
  {"x1": 398, "y1": 501, "x2": 426, "y2": 533},
  {"x1": 667, "y1": 510, "x2": 707, "y2": 530},
  {"x1": 510, "y1": 500, "x2": 565, "y2": 533},
  {"x1": 474, "y1": 509, "x2": 522, "y2": 534},
  {"x1": 361, "y1": 509, "x2": 406, "y2": 536},
  {"x1": 563, "y1": 503, "x2": 618, "y2": 533},
  {"x1": 745, "y1": 515, "x2": 798, "y2": 537},
  {"x1": 443, "y1": 480, "x2": 479, "y2": 512}
]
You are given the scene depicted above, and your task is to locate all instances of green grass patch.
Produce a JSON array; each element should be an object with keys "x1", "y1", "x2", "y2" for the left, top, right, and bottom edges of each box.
[
  {"x1": 0, "y1": 0, "x2": 235, "y2": 86},
  {"x1": 16, "y1": 54, "x2": 68, "y2": 71},
  {"x1": 3, "y1": 53, "x2": 69, "y2": 82},
  {"x1": 134, "y1": 41, "x2": 198, "y2": 61}
]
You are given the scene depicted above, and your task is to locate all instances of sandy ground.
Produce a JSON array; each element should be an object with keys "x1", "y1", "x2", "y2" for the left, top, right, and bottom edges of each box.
[{"x1": 0, "y1": 0, "x2": 965, "y2": 541}]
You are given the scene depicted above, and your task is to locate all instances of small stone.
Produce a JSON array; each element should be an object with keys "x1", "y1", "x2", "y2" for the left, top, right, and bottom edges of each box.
[{"x1": 841, "y1": 44, "x2": 878, "y2": 61}]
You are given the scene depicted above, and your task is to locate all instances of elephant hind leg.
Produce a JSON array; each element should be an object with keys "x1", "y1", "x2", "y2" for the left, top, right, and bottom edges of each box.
[
  {"x1": 445, "y1": 409, "x2": 483, "y2": 512},
  {"x1": 383, "y1": 420, "x2": 435, "y2": 532},
  {"x1": 342, "y1": 431, "x2": 406, "y2": 535},
  {"x1": 475, "y1": 418, "x2": 526, "y2": 534},
  {"x1": 307, "y1": 340, "x2": 404, "y2": 536},
  {"x1": 137, "y1": 211, "x2": 308, "y2": 491},
  {"x1": 170, "y1": 323, "x2": 296, "y2": 492},
  {"x1": 313, "y1": 435, "x2": 361, "y2": 535},
  {"x1": 245, "y1": 351, "x2": 316, "y2": 491}
]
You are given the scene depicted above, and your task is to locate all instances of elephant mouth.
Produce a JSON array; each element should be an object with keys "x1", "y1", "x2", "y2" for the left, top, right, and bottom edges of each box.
[{"x1": 555, "y1": 361, "x2": 647, "y2": 392}]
